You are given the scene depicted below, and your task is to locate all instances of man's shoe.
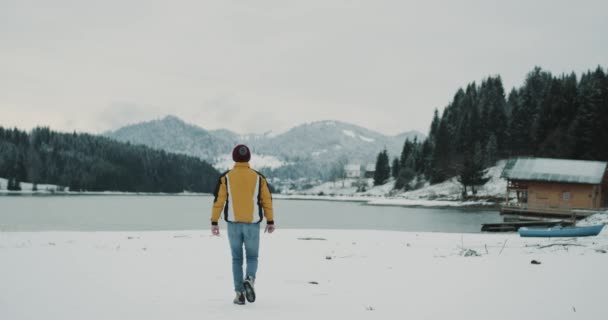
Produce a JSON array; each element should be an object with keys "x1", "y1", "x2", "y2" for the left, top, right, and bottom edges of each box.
[
  {"x1": 233, "y1": 292, "x2": 246, "y2": 305},
  {"x1": 243, "y1": 277, "x2": 256, "y2": 303}
]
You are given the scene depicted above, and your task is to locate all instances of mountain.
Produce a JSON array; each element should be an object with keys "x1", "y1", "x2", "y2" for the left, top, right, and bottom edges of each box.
[
  {"x1": 104, "y1": 116, "x2": 425, "y2": 182},
  {"x1": 253, "y1": 120, "x2": 421, "y2": 159},
  {"x1": 105, "y1": 116, "x2": 235, "y2": 160}
]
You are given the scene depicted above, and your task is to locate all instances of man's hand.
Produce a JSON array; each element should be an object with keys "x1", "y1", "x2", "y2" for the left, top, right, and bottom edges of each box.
[
  {"x1": 264, "y1": 224, "x2": 275, "y2": 234},
  {"x1": 211, "y1": 225, "x2": 220, "y2": 236}
]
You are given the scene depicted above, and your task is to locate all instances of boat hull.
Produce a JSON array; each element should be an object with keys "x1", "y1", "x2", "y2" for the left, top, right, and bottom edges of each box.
[{"x1": 519, "y1": 224, "x2": 605, "y2": 237}]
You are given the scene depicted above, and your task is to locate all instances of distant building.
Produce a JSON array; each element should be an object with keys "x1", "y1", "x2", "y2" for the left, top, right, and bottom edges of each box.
[
  {"x1": 344, "y1": 164, "x2": 361, "y2": 178},
  {"x1": 363, "y1": 164, "x2": 375, "y2": 179},
  {"x1": 501, "y1": 157, "x2": 608, "y2": 218}
]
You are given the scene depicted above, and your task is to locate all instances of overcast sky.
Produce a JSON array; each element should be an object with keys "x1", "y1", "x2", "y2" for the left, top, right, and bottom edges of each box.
[{"x1": 1, "y1": 0, "x2": 607, "y2": 136}]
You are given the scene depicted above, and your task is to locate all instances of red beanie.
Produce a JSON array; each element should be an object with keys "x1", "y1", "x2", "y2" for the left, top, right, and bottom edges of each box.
[{"x1": 232, "y1": 144, "x2": 251, "y2": 162}]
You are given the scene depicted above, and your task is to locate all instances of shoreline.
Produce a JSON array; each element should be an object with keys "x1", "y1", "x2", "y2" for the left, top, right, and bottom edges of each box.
[
  {"x1": 275, "y1": 194, "x2": 500, "y2": 209},
  {"x1": 1, "y1": 190, "x2": 500, "y2": 209},
  {"x1": 0, "y1": 190, "x2": 213, "y2": 197}
]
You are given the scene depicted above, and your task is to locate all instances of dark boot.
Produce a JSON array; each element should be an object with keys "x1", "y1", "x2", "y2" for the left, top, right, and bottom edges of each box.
[
  {"x1": 243, "y1": 276, "x2": 256, "y2": 303},
  {"x1": 233, "y1": 291, "x2": 246, "y2": 305}
]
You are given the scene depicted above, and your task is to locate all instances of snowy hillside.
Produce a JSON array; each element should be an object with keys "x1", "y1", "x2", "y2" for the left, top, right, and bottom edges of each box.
[
  {"x1": 287, "y1": 161, "x2": 507, "y2": 206},
  {"x1": 395, "y1": 161, "x2": 507, "y2": 200},
  {"x1": 251, "y1": 120, "x2": 423, "y2": 164}
]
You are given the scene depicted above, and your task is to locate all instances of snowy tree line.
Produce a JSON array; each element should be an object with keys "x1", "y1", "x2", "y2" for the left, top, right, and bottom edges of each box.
[
  {"x1": 0, "y1": 127, "x2": 220, "y2": 193},
  {"x1": 377, "y1": 66, "x2": 608, "y2": 192}
]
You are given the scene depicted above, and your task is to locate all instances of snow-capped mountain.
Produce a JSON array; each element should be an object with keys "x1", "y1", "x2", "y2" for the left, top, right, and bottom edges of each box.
[
  {"x1": 250, "y1": 120, "x2": 422, "y2": 161},
  {"x1": 104, "y1": 116, "x2": 424, "y2": 181}
]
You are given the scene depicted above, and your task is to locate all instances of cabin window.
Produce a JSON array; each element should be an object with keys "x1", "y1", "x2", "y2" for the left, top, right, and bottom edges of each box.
[{"x1": 562, "y1": 192, "x2": 570, "y2": 201}]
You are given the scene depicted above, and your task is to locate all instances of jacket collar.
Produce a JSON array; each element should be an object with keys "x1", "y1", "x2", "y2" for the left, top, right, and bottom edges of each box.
[{"x1": 234, "y1": 162, "x2": 250, "y2": 169}]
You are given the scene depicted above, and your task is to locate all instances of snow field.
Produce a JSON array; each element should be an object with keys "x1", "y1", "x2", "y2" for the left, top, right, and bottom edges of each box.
[{"x1": 1, "y1": 225, "x2": 607, "y2": 320}]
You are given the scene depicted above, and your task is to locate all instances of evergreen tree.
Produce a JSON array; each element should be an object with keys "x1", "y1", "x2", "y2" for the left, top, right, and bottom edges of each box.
[
  {"x1": 373, "y1": 149, "x2": 390, "y2": 186},
  {"x1": 484, "y1": 134, "x2": 498, "y2": 167},
  {"x1": 458, "y1": 157, "x2": 472, "y2": 196},
  {"x1": 419, "y1": 65, "x2": 608, "y2": 187},
  {"x1": 430, "y1": 114, "x2": 451, "y2": 183},
  {"x1": 411, "y1": 137, "x2": 424, "y2": 174},
  {"x1": 429, "y1": 109, "x2": 440, "y2": 140},
  {"x1": 569, "y1": 67, "x2": 608, "y2": 160},
  {"x1": 507, "y1": 88, "x2": 531, "y2": 155},
  {"x1": 486, "y1": 77, "x2": 508, "y2": 156},
  {"x1": 419, "y1": 139, "x2": 433, "y2": 178},
  {"x1": 395, "y1": 143, "x2": 419, "y2": 190},
  {"x1": 7, "y1": 177, "x2": 22, "y2": 191},
  {"x1": 470, "y1": 143, "x2": 490, "y2": 194},
  {"x1": 399, "y1": 139, "x2": 415, "y2": 169},
  {"x1": 522, "y1": 67, "x2": 553, "y2": 152},
  {"x1": 458, "y1": 143, "x2": 489, "y2": 196},
  {"x1": 394, "y1": 166, "x2": 415, "y2": 190},
  {"x1": 0, "y1": 126, "x2": 220, "y2": 193},
  {"x1": 391, "y1": 157, "x2": 400, "y2": 179}
]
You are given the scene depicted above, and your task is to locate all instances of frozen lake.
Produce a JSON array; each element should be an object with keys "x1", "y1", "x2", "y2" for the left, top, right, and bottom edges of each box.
[{"x1": 0, "y1": 195, "x2": 501, "y2": 233}]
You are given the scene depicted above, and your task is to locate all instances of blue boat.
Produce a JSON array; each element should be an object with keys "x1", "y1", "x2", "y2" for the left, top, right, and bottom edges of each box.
[{"x1": 519, "y1": 224, "x2": 604, "y2": 237}]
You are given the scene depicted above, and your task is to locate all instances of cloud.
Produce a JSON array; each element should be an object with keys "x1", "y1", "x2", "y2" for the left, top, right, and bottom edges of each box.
[
  {"x1": 1, "y1": 0, "x2": 607, "y2": 136},
  {"x1": 96, "y1": 102, "x2": 163, "y2": 132}
]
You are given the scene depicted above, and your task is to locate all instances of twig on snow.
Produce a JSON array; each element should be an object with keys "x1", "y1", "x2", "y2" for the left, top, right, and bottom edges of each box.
[
  {"x1": 537, "y1": 243, "x2": 585, "y2": 249},
  {"x1": 499, "y1": 239, "x2": 508, "y2": 255}
]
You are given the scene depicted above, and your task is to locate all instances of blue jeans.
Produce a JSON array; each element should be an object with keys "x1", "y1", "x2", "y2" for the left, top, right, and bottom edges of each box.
[{"x1": 227, "y1": 222, "x2": 260, "y2": 292}]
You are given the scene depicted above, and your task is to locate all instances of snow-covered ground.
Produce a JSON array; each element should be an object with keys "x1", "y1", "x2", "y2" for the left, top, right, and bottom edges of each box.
[
  {"x1": 291, "y1": 178, "x2": 372, "y2": 196},
  {"x1": 366, "y1": 198, "x2": 493, "y2": 207},
  {"x1": 2, "y1": 215, "x2": 607, "y2": 320},
  {"x1": 0, "y1": 178, "x2": 209, "y2": 196},
  {"x1": 0, "y1": 177, "x2": 63, "y2": 194},
  {"x1": 286, "y1": 177, "x2": 397, "y2": 197}
]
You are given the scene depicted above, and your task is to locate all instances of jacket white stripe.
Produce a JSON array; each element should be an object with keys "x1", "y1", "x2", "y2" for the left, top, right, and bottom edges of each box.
[
  {"x1": 225, "y1": 175, "x2": 235, "y2": 222},
  {"x1": 253, "y1": 176, "x2": 261, "y2": 221}
]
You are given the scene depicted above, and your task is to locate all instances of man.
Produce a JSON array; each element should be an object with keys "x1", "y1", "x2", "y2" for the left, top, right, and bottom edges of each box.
[{"x1": 211, "y1": 144, "x2": 275, "y2": 305}]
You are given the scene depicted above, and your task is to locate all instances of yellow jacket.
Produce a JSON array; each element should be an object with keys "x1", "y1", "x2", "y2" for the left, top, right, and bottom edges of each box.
[{"x1": 211, "y1": 162, "x2": 274, "y2": 224}]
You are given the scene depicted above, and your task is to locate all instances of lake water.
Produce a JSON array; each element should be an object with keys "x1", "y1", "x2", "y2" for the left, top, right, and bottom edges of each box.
[{"x1": 0, "y1": 195, "x2": 501, "y2": 233}]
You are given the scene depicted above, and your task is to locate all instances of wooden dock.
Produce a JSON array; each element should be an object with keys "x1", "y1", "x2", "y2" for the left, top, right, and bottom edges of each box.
[{"x1": 500, "y1": 205, "x2": 599, "y2": 220}]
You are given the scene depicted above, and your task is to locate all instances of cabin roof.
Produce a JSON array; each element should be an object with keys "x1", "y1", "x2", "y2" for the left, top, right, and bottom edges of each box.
[{"x1": 501, "y1": 157, "x2": 608, "y2": 184}]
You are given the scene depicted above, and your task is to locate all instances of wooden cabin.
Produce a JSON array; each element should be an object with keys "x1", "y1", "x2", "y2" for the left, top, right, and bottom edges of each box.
[{"x1": 501, "y1": 158, "x2": 608, "y2": 219}]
